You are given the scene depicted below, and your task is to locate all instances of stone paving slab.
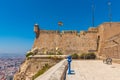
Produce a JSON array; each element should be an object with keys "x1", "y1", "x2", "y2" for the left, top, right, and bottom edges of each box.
[{"x1": 66, "y1": 60, "x2": 120, "y2": 80}]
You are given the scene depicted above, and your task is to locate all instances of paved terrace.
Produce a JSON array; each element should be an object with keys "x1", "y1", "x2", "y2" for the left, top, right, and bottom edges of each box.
[{"x1": 66, "y1": 60, "x2": 120, "y2": 80}]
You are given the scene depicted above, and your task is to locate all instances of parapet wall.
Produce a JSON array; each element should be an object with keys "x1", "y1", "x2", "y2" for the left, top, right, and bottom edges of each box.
[{"x1": 35, "y1": 59, "x2": 68, "y2": 80}]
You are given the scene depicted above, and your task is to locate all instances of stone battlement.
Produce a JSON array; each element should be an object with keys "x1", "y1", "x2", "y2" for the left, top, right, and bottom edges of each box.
[
  {"x1": 40, "y1": 30, "x2": 59, "y2": 34},
  {"x1": 37, "y1": 29, "x2": 97, "y2": 34},
  {"x1": 34, "y1": 24, "x2": 98, "y2": 37}
]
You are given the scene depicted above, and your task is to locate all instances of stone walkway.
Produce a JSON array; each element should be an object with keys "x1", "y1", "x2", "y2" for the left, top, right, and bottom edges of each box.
[{"x1": 66, "y1": 60, "x2": 120, "y2": 80}]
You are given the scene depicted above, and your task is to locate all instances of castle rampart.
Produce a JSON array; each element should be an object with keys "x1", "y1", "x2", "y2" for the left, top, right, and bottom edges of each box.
[
  {"x1": 33, "y1": 25, "x2": 98, "y2": 54},
  {"x1": 32, "y1": 22, "x2": 120, "y2": 57}
]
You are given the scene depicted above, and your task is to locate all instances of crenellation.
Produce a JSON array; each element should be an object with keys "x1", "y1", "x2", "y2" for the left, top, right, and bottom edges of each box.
[
  {"x1": 40, "y1": 30, "x2": 59, "y2": 34},
  {"x1": 61, "y1": 30, "x2": 78, "y2": 34},
  {"x1": 85, "y1": 31, "x2": 98, "y2": 33},
  {"x1": 88, "y1": 27, "x2": 98, "y2": 32}
]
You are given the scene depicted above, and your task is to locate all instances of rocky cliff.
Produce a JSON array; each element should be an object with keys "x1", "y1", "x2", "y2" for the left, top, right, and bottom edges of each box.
[{"x1": 14, "y1": 56, "x2": 62, "y2": 80}]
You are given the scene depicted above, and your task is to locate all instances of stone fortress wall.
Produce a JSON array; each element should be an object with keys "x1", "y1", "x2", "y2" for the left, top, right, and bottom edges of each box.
[
  {"x1": 33, "y1": 24, "x2": 98, "y2": 54},
  {"x1": 33, "y1": 22, "x2": 120, "y2": 58},
  {"x1": 98, "y1": 22, "x2": 120, "y2": 58},
  {"x1": 101, "y1": 33, "x2": 120, "y2": 59}
]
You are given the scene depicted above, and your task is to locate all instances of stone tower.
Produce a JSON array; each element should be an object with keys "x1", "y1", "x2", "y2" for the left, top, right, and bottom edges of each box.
[{"x1": 34, "y1": 24, "x2": 40, "y2": 38}]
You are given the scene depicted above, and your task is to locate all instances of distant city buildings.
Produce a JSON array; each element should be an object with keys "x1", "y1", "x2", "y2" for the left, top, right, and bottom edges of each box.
[{"x1": 0, "y1": 57, "x2": 25, "y2": 80}]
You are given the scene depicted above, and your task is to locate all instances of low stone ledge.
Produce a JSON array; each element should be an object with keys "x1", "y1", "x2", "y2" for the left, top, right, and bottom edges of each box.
[
  {"x1": 49, "y1": 60, "x2": 68, "y2": 80},
  {"x1": 29, "y1": 55, "x2": 68, "y2": 58},
  {"x1": 35, "y1": 59, "x2": 68, "y2": 80}
]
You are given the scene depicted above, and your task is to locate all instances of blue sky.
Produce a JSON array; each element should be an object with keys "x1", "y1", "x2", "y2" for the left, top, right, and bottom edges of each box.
[{"x1": 0, "y1": 0, "x2": 120, "y2": 54}]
